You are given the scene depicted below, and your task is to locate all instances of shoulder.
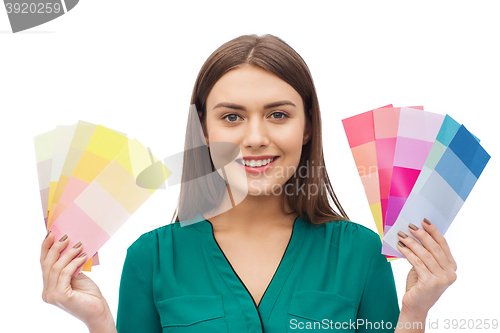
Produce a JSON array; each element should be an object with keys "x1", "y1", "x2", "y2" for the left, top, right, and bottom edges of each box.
[
  {"x1": 126, "y1": 222, "x2": 201, "y2": 257},
  {"x1": 308, "y1": 219, "x2": 383, "y2": 257},
  {"x1": 320, "y1": 219, "x2": 381, "y2": 243}
]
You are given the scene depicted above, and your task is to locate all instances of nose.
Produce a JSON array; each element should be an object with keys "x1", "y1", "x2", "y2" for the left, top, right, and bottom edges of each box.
[{"x1": 241, "y1": 117, "x2": 270, "y2": 149}]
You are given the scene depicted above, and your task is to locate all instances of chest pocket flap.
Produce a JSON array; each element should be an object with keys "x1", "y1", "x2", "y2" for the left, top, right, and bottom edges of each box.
[
  {"x1": 288, "y1": 290, "x2": 356, "y2": 331},
  {"x1": 157, "y1": 295, "x2": 227, "y2": 332}
]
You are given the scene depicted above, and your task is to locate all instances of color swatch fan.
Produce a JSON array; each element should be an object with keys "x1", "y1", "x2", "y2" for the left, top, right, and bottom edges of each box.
[
  {"x1": 34, "y1": 121, "x2": 171, "y2": 272},
  {"x1": 342, "y1": 106, "x2": 490, "y2": 259}
]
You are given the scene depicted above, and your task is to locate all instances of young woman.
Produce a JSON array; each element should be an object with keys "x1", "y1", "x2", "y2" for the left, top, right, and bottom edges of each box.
[{"x1": 40, "y1": 34, "x2": 457, "y2": 332}]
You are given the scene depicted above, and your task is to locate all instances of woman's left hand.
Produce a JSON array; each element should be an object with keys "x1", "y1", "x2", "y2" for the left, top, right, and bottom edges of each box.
[{"x1": 397, "y1": 218, "x2": 457, "y2": 319}]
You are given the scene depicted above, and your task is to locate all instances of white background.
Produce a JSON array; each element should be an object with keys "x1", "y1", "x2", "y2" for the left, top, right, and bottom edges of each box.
[{"x1": 1, "y1": 1, "x2": 499, "y2": 332}]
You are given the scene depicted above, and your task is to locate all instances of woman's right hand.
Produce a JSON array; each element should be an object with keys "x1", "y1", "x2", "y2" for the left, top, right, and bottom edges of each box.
[{"x1": 41, "y1": 232, "x2": 117, "y2": 333}]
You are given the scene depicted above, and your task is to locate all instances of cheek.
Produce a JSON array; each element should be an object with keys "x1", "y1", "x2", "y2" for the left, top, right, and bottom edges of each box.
[
  {"x1": 276, "y1": 131, "x2": 304, "y2": 158},
  {"x1": 207, "y1": 127, "x2": 238, "y2": 144}
]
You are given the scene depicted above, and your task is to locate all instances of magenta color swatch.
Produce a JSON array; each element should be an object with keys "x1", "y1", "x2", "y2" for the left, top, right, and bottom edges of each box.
[
  {"x1": 385, "y1": 196, "x2": 406, "y2": 228},
  {"x1": 389, "y1": 167, "x2": 421, "y2": 198}
]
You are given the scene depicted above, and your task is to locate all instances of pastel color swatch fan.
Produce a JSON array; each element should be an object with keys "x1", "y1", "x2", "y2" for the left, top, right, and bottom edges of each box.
[
  {"x1": 34, "y1": 121, "x2": 171, "y2": 272},
  {"x1": 342, "y1": 105, "x2": 490, "y2": 259}
]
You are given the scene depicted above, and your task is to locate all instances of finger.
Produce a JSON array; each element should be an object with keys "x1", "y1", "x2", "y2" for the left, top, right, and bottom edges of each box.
[
  {"x1": 40, "y1": 231, "x2": 54, "y2": 264},
  {"x1": 421, "y1": 218, "x2": 457, "y2": 271},
  {"x1": 396, "y1": 239, "x2": 433, "y2": 280},
  {"x1": 398, "y1": 229, "x2": 443, "y2": 277},
  {"x1": 406, "y1": 222, "x2": 452, "y2": 272},
  {"x1": 56, "y1": 252, "x2": 88, "y2": 291},
  {"x1": 42, "y1": 233, "x2": 70, "y2": 289},
  {"x1": 46, "y1": 240, "x2": 85, "y2": 295}
]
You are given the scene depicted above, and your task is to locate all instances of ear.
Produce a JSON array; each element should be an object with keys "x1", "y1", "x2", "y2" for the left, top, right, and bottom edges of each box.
[{"x1": 303, "y1": 117, "x2": 312, "y2": 145}]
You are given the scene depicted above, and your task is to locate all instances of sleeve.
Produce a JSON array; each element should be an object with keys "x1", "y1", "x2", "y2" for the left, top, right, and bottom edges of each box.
[
  {"x1": 356, "y1": 237, "x2": 401, "y2": 333},
  {"x1": 116, "y1": 243, "x2": 162, "y2": 333}
]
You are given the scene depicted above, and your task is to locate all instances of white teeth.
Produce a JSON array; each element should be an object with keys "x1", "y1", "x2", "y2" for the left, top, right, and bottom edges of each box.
[{"x1": 242, "y1": 157, "x2": 275, "y2": 167}]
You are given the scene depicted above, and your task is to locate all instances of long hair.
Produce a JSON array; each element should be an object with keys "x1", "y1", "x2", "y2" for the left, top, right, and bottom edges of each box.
[{"x1": 172, "y1": 34, "x2": 348, "y2": 224}]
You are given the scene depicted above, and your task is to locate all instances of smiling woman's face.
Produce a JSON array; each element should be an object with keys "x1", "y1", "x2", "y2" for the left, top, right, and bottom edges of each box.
[{"x1": 204, "y1": 64, "x2": 311, "y2": 197}]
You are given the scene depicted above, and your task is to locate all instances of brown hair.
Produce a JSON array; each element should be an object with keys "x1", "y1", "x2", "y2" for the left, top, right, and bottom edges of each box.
[{"x1": 172, "y1": 34, "x2": 348, "y2": 224}]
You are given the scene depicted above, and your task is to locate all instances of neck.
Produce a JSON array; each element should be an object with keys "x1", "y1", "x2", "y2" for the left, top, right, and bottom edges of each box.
[{"x1": 203, "y1": 186, "x2": 297, "y2": 234}]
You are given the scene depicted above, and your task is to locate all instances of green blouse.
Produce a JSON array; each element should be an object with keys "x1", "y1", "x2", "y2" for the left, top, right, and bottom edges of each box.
[{"x1": 116, "y1": 214, "x2": 400, "y2": 332}]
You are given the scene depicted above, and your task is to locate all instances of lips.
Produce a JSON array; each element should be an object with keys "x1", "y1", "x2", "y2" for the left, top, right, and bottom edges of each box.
[
  {"x1": 236, "y1": 156, "x2": 279, "y2": 167},
  {"x1": 235, "y1": 156, "x2": 280, "y2": 174}
]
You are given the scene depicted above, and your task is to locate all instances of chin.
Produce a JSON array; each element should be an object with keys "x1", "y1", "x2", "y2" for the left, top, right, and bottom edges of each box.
[{"x1": 246, "y1": 180, "x2": 285, "y2": 197}]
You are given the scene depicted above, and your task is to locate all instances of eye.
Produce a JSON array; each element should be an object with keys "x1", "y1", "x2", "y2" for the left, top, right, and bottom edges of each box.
[
  {"x1": 223, "y1": 114, "x2": 242, "y2": 122},
  {"x1": 269, "y1": 111, "x2": 289, "y2": 120}
]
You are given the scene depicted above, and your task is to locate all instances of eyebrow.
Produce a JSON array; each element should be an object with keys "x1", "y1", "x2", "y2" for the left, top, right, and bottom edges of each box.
[{"x1": 212, "y1": 100, "x2": 296, "y2": 111}]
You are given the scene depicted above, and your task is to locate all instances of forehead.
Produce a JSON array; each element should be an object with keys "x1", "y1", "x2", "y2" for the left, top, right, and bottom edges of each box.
[{"x1": 206, "y1": 65, "x2": 303, "y2": 110}]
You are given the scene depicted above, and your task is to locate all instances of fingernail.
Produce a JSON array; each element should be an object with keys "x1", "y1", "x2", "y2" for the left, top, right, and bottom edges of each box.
[
  {"x1": 423, "y1": 218, "x2": 431, "y2": 225},
  {"x1": 59, "y1": 234, "x2": 68, "y2": 242},
  {"x1": 398, "y1": 231, "x2": 408, "y2": 239},
  {"x1": 73, "y1": 242, "x2": 82, "y2": 249},
  {"x1": 408, "y1": 223, "x2": 419, "y2": 231},
  {"x1": 44, "y1": 231, "x2": 51, "y2": 239},
  {"x1": 397, "y1": 240, "x2": 406, "y2": 248},
  {"x1": 77, "y1": 252, "x2": 87, "y2": 258}
]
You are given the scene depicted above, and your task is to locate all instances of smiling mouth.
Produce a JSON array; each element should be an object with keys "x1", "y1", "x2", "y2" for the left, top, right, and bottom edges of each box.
[{"x1": 236, "y1": 156, "x2": 278, "y2": 167}]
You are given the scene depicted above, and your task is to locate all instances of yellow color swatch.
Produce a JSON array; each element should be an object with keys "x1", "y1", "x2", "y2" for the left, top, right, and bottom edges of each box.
[
  {"x1": 369, "y1": 202, "x2": 384, "y2": 241},
  {"x1": 85, "y1": 125, "x2": 128, "y2": 161}
]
